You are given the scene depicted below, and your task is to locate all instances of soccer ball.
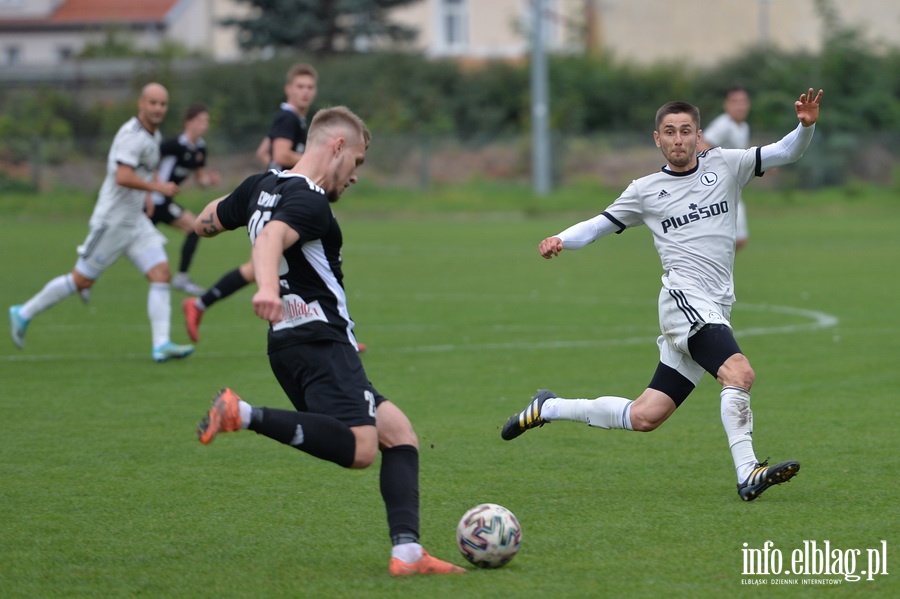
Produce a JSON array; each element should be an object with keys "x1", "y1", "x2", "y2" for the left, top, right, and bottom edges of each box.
[{"x1": 456, "y1": 503, "x2": 522, "y2": 568}]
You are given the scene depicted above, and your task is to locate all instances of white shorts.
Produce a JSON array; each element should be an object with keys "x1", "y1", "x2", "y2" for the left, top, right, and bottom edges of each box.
[
  {"x1": 657, "y1": 286, "x2": 733, "y2": 385},
  {"x1": 75, "y1": 216, "x2": 168, "y2": 280}
]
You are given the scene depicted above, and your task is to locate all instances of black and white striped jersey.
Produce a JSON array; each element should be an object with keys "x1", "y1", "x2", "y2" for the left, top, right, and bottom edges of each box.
[
  {"x1": 216, "y1": 170, "x2": 357, "y2": 350},
  {"x1": 152, "y1": 133, "x2": 208, "y2": 204}
]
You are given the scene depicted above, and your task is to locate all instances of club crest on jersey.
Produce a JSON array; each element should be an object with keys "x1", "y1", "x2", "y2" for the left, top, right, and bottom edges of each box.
[
  {"x1": 700, "y1": 171, "x2": 718, "y2": 186},
  {"x1": 661, "y1": 200, "x2": 729, "y2": 234}
]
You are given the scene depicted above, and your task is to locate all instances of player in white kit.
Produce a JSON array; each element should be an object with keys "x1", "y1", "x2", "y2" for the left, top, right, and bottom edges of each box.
[
  {"x1": 700, "y1": 86, "x2": 752, "y2": 249},
  {"x1": 9, "y1": 83, "x2": 194, "y2": 362},
  {"x1": 502, "y1": 88, "x2": 824, "y2": 501}
]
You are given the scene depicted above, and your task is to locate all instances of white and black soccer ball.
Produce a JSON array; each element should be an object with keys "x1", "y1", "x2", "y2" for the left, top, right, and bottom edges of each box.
[{"x1": 456, "y1": 503, "x2": 522, "y2": 568}]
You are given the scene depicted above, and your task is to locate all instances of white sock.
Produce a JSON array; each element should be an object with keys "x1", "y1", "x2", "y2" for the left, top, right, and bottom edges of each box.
[
  {"x1": 239, "y1": 400, "x2": 252, "y2": 430},
  {"x1": 721, "y1": 386, "x2": 758, "y2": 482},
  {"x1": 20, "y1": 273, "x2": 78, "y2": 320},
  {"x1": 391, "y1": 542, "x2": 423, "y2": 563},
  {"x1": 543, "y1": 396, "x2": 634, "y2": 430},
  {"x1": 148, "y1": 282, "x2": 171, "y2": 348}
]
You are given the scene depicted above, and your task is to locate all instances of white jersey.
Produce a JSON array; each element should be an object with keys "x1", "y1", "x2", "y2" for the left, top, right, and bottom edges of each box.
[
  {"x1": 601, "y1": 147, "x2": 759, "y2": 305},
  {"x1": 557, "y1": 123, "x2": 813, "y2": 308},
  {"x1": 89, "y1": 117, "x2": 161, "y2": 227},
  {"x1": 702, "y1": 113, "x2": 749, "y2": 149}
]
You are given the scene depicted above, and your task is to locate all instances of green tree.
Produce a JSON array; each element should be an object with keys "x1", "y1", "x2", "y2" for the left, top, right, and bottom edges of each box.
[{"x1": 224, "y1": 0, "x2": 422, "y2": 55}]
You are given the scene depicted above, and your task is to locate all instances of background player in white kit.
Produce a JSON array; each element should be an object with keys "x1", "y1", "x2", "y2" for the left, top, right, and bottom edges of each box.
[
  {"x1": 9, "y1": 83, "x2": 194, "y2": 363},
  {"x1": 699, "y1": 86, "x2": 752, "y2": 249},
  {"x1": 502, "y1": 88, "x2": 824, "y2": 502}
]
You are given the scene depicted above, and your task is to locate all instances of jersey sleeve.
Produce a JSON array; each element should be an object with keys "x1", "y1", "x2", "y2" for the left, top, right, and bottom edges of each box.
[
  {"x1": 601, "y1": 181, "x2": 646, "y2": 230},
  {"x1": 216, "y1": 173, "x2": 268, "y2": 231},
  {"x1": 268, "y1": 111, "x2": 301, "y2": 143},
  {"x1": 159, "y1": 137, "x2": 179, "y2": 158},
  {"x1": 112, "y1": 130, "x2": 144, "y2": 168},
  {"x1": 719, "y1": 148, "x2": 760, "y2": 186}
]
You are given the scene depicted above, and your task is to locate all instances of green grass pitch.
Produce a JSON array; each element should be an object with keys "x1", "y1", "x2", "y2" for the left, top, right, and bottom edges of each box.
[{"x1": 1, "y1": 184, "x2": 897, "y2": 597}]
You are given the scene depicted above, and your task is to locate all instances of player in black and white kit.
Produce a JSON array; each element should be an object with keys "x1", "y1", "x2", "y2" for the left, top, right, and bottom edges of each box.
[
  {"x1": 502, "y1": 88, "x2": 824, "y2": 502},
  {"x1": 150, "y1": 103, "x2": 220, "y2": 295},
  {"x1": 9, "y1": 83, "x2": 194, "y2": 362},
  {"x1": 193, "y1": 107, "x2": 464, "y2": 576},
  {"x1": 254, "y1": 62, "x2": 317, "y2": 171}
]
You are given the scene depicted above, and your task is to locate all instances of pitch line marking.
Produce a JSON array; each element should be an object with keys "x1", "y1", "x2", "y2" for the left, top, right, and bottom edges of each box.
[
  {"x1": 382, "y1": 302, "x2": 839, "y2": 354},
  {"x1": 0, "y1": 303, "x2": 838, "y2": 361}
]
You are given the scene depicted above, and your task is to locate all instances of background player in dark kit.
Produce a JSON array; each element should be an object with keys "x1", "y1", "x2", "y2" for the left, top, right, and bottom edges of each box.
[{"x1": 150, "y1": 103, "x2": 221, "y2": 295}]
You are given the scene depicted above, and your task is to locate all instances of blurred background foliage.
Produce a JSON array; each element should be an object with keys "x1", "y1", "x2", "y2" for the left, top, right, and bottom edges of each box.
[{"x1": 1, "y1": 15, "x2": 898, "y2": 191}]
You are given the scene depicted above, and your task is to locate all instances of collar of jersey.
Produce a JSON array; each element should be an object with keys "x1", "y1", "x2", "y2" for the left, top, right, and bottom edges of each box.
[
  {"x1": 178, "y1": 133, "x2": 203, "y2": 150},
  {"x1": 661, "y1": 161, "x2": 700, "y2": 177}
]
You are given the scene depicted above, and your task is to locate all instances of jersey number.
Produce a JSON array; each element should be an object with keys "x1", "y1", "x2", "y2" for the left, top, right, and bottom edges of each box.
[
  {"x1": 248, "y1": 210, "x2": 272, "y2": 244},
  {"x1": 364, "y1": 390, "x2": 376, "y2": 418}
]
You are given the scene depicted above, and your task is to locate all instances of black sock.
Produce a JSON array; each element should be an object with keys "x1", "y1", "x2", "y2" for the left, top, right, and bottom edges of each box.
[
  {"x1": 249, "y1": 407, "x2": 355, "y2": 468},
  {"x1": 200, "y1": 268, "x2": 249, "y2": 308},
  {"x1": 380, "y1": 445, "x2": 420, "y2": 545},
  {"x1": 179, "y1": 232, "x2": 200, "y2": 274}
]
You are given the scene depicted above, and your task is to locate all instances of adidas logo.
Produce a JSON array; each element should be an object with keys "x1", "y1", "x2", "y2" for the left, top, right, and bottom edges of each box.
[{"x1": 658, "y1": 190, "x2": 670, "y2": 199}]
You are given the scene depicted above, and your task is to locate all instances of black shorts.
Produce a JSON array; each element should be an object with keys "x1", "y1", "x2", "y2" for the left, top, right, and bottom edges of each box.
[
  {"x1": 268, "y1": 339, "x2": 386, "y2": 427},
  {"x1": 149, "y1": 198, "x2": 184, "y2": 225}
]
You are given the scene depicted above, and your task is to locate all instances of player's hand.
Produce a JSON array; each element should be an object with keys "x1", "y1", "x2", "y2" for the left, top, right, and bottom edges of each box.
[
  {"x1": 158, "y1": 181, "x2": 179, "y2": 197},
  {"x1": 539, "y1": 236, "x2": 564, "y2": 259},
  {"x1": 252, "y1": 288, "x2": 283, "y2": 324},
  {"x1": 204, "y1": 171, "x2": 222, "y2": 187},
  {"x1": 795, "y1": 88, "x2": 823, "y2": 127}
]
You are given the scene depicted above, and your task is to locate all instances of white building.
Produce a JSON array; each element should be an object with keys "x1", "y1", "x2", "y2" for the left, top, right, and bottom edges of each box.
[
  {"x1": 0, "y1": 0, "x2": 897, "y2": 68},
  {"x1": 0, "y1": 0, "x2": 250, "y2": 66}
]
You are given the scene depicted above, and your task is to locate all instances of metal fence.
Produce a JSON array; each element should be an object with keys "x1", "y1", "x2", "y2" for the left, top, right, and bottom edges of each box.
[{"x1": 3, "y1": 129, "x2": 898, "y2": 196}]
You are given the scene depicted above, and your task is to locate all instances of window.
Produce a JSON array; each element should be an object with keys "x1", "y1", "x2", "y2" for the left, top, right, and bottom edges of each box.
[
  {"x1": 439, "y1": 0, "x2": 468, "y2": 54},
  {"x1": 57, "y1": 46, "x2": 74, "y2": 61}
]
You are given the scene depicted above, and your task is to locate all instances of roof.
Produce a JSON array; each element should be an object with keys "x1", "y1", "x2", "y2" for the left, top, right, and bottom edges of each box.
[{"x1": 50, "y1": 0, "x2": 180, "y2": 24}]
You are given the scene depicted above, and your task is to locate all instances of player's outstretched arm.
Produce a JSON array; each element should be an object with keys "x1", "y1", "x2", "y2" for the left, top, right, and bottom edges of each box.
[
  {"x1": 759, "y1": 88, "x2": 824, "y2": 170},
  {"x1": 795, "y1": 88, "x2": 823, "y2": 127}
]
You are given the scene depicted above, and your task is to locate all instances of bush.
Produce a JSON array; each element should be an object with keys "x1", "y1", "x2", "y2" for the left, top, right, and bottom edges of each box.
[
  {"x1": 1, "y1": 10, "x2": 898, "y2": 190},
  {"x1": 0, "y1": 88, "x2": 75, "y2": 164}
]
